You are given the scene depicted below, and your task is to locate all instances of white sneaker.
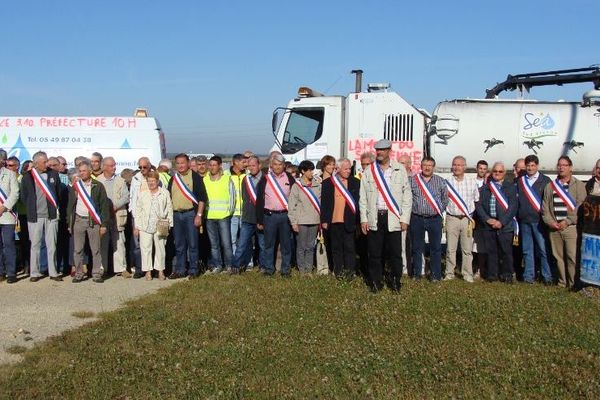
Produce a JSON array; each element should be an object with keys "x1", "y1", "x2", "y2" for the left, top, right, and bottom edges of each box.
[
  {"x1": 464, "y1": 277, "x2": 474, "y2": 283},
  {"x1": 443, "y1": 275, "x2": 455, "y2": 281}
]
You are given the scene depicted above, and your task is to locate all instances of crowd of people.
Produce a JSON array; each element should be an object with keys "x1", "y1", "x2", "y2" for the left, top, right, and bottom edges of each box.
[{"x1": 0, "y1": 138, "x2": 598, "y2": 293}]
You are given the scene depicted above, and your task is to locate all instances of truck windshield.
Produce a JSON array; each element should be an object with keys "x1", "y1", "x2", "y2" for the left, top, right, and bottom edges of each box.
[{"x1": 281, "y1": 108, "x2": 324, "y2": 153}]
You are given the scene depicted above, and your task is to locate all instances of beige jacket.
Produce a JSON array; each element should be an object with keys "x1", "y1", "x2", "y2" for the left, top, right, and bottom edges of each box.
[
  {"x1": 359, "y1": 161, "x2": 412, "y2": 231},
  {"x1": 96, "y1": 174, "x2": 129, "y2": 231},
  {"x1": 542, "y1": 176, "x2": 587, "y2": 228},
  {"x1": 133, "y1": 187, "x2": 173, "y2": 233},
  {"x1": 288, "y1": 182, "x2": 321, "y2": 225},
  {"x1": 0, "y1": 167, "x2": 19, "y2": 225}
]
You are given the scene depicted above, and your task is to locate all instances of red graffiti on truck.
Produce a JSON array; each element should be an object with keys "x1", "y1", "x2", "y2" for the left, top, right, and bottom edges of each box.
[{"x1": 348, "y1": 139, "x2": 422, "y2": 173}]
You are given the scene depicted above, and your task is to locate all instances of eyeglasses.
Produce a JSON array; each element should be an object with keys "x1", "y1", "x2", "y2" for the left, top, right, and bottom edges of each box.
[
  {"x1": 138, "y1": 165, "x2": 150, "y2": 169},
  {"x1": 6, "y1": 164, "x2": 17, "y2": 167},
  {"x1": 492, "y1": 170, "x2": 505, "y2": 173}
]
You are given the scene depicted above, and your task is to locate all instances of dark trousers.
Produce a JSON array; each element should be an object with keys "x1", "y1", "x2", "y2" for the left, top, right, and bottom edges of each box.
[
  {"x1": 0, "y1": 224, "x2": 17, "y2": 278},
  {"x1": 482, "y1": 230, "x2": 514, "y2": 281},
  {"x1": 56, "y1": 219, "x2": 70, "y2": 275},
  {"x1": 173, "y1": 210, "x2": 199, "y2": 275},
  {"x1": 410, "y1": 214, "x2": 443, "y2": 280},
  {"x1": 263, "y1": 212, "x2": 291, "y2": 275},
  {"x1": 329, "y1": 223, "x2": 356, "y2": 276},
  {"x1": 367, "y1": 212, "x2": 403, "y2": 285}
]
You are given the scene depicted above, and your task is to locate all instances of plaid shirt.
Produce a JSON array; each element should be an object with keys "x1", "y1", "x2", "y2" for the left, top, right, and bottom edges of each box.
[
  {"x1": 446, "y1": 175, "x2": 479, "y2": 216},
  {"x1": 410, "y1": 174, "x2": 449, "y2": 216}
]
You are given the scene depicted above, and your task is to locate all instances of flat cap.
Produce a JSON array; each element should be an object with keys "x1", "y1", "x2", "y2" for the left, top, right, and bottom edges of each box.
[{"x1": 374, "y1": 139, "x2": 392, "y2": 149}]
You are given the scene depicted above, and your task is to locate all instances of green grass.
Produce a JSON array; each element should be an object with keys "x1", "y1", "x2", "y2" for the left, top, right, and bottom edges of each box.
[
  {"x1": 71, "y1": 311, "x2": 96, "y2": 319},
  {"x1": 1, "y1": 274, "x2": 600, "y2": 399}
]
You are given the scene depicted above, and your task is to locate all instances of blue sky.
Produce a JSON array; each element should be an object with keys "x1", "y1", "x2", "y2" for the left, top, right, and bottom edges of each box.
[{"x1": 0, "y1": 1, "x2": 597, "y2": 154}]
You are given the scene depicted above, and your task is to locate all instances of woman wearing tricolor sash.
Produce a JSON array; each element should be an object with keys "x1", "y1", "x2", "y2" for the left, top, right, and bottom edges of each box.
[
  {"x1": 288, "y1": 160, "x2": 321, "y2": 275},
  {"x1": 475, "y1": 162, "x2": 518, "y2": 283},
  {"x1": 542, "y1": 156, "x2": 586, "y2": 289},
  {"x1": 321, "y1": 158, "x2": 360, "y2": 279}
]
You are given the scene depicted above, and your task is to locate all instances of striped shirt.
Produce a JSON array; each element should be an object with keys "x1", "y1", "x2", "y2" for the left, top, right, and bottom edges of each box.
[
  {"x1": 446, "y1": 175, "x2": 479, "y2": 216},
  {"x1": 552, "y1": 182, "x2": 570, "y2": 221},
  {"x1": 410, "y1": 174, "x2": 449, "y2": 216}
]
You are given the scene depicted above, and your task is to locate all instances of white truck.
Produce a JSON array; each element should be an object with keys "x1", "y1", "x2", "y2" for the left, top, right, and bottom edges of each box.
[
  {"x1": 271, "y1": 67, "x2": 600, "y2": 177},
  {"x1": 0, "y1": 110, "x2": 166, "y2": 171}
]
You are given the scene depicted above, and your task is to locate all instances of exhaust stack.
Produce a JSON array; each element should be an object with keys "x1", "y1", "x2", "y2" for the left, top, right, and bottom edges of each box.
[{"x1": 351, "y1": 69, "x2": 363, "y2": 93}]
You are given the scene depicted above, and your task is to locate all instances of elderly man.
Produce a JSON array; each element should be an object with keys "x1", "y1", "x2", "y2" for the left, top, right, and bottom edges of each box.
[
  {"x1": 445, "y1": 155, "x2": 479, "y2": 282},
  {"x1": 321, "y1": 158, "x2": 360, "y2": 279},
  {"x1": 68, "y1": 160, "x2": 109, "y2": 283},
  {"x1": 256, "y1": 154, "x2": 296, "y2": 277},
  {"x1": 0, "y1": 149, "x2": 19, "y2": 283},
  {"x1": 475, "y1": 162, "x2": 518, "y2": 283},
  {"x1": 359, "y1": 139, "x2": 412, "y2": 292},
  {"x1": 542, "y1": 156, "x2": 586, "y2": 289},
  {"x1": 97, "y1": 156, "x2": 130, "y2": 277},
  {"x1": 409, "y1": 157, "x2": 448, "y2": 282},
  {"x1": 90, "y1": 152, "x2": 103, "y2": 178},
  {"x1": 128, "y1": 156, "x2": 153, "y2": 278},
  {"x1": 20, "y1": 151, "x2": 63, "y2": 282}
]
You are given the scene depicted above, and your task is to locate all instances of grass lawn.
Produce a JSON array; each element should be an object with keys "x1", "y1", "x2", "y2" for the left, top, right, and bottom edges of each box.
[{"x1": 1, "y1": 273, "x2": 600, "y2": 399}]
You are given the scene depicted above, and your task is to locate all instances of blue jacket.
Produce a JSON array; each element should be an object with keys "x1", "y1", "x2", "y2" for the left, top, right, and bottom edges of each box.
[
  {"x1": 515, "y1": 174, "x2": 551, "y2": 224},
  {"x1": 476, "y1": 179, "x2": 518, "y2": 232}
]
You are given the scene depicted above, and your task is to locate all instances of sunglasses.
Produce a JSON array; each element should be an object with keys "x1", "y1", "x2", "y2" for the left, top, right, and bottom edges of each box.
[
  {"x1": 138, "y1": 165, "x2": 150, "y2": 169},
  {"x1": 492, "y1": 170, "x2": 505, "y2": 173},
  {"x1": 7, "y1": 164, "x2": 17, "y2": 167}
]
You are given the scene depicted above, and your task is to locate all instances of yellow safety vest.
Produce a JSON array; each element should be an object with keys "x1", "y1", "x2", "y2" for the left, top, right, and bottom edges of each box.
[
  {"x1": 159, "y1": 171, "x2": 171, "y2": 188},
  {"x1": 203, "y1": 174, "x2": 231, "y2": 220},
  {"x1": 230, "y1": 172, "x2": 245, "y2": 217}
]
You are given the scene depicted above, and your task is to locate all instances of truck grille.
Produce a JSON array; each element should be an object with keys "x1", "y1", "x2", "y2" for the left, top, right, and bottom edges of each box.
[{"x1": 384, "y1": 113, "x2": 413, "y2": 142}]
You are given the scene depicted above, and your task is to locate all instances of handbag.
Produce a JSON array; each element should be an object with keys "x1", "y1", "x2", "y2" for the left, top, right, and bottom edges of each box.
[
  {"x1": 315, "y1": 229, "x2": 329, "y2": 275},
  {"x1": 156, "y1": 218, "x2": 170, "y2": 237}
]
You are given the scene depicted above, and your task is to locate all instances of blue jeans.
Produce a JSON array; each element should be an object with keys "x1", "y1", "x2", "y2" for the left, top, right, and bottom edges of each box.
[
  {"x1": 410, "y1": 214, "x2": 443, "y2": 280},
  {"x1": 521, "y1": 221, "x2": 552, "y2": 283},
  {"x1": 173, "y1": 210, "x2": 199, "y2": 275},
  {"x1": 0, "y1": 224, "x2": 17, "y2": 278},
  {"x1": 263, "y1": 212, "x2": 292, "y2": 275},
  {"x1": 232, "y1": 222, "x2": 265, "y2": 268},
  {"x1": 206, "y1": 217, "x2": 233, "y2": 268},
  {"x1": 230, "y1": 215, "x2": 242, "y2": 254}
]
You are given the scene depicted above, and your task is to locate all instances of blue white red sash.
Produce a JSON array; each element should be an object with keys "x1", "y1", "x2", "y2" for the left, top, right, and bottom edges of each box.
[
  {"x1": 370, "y1": 162, "x2": 400, "y2": 219},
  {"x1": 74, "y1": 180, "x2": 102, "y2": 225},
  {"x1": 31, "y1": 168, "x2": 58, "y2": 209},
  {"x1": 173, "y1": 173, "x2": 198, "y2": 205},
  {"x1": 415, "y1": 174, "x2": 443, "y2": 216},
  {"x1": 266, "y1": 172, "x2": 288, "y2": 210},
  {"x1": 446, "y1": 179, "x2": 472, "y2": 220},
  {"x1": 519, "y1": 176, "x2": 542, "y2": 213},
  {"x1": 296, "y1": 181, "x2": 320, "y2": 214},
  {"x1": 244, "y1": 176, "x2": 258, "y2": 205},
  {"x1": 331, "y1": 175, "x2": 356, "y2": 214},
  {"x1": 0, "y1": 186, "x2": 17, "y2": 220},
  {"x1": 550, "y1": 179, "x2": 576, "y2": 212},
  {"x1": 489, "y1": 181, "x2": 518, "y2": 234}
]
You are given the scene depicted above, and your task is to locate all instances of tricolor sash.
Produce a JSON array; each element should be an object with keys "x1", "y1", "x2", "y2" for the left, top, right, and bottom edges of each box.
[
  {"x1": 244, "y1": 176, "x2": 258, "y2": 205},
  {"x1": 331, "y1": 175, "x2": 356, "y2": 214},
  {"x1": 415, "y1": 174, "x2": 443, "y2": 216},
  {"x1": 550, "y1": 179, "x2": 576, "y2": 212},
  {"x1": 266, "y1": 172, "x2": 288, "y2": 210},
  {"x1": 296, "y1": 181, "x2": 320, "y2": 214},
  {"x1": 519, "y1": 176, "x2": 542, "y2": 213},
  {"x1": 74, "y1": 180, "x2": 102, "y2": 225},
  {"x1": 31, "y1": 169, "x2": 58, "y2": 209},
  {"x1": 173, "y1": 173, "x2": 199, "y2": 205},
  {"x1": 489, "y1": 181, "x2": 518, "y2": 234},
  {"x1": 446, "y1": 179, "x2": 472, "y2": 220},
  {"x1": 370, "y1": 162, "x2": 401, "y2": 219},
  {"x1": 0, "y1": 186, "x2": 17, "y2": 220}
]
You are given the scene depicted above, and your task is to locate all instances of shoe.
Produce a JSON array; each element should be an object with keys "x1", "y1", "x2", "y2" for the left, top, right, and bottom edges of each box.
[
  {"x1": 30, "y1": 276, "x2": 41, "y2": 282},
  {"x1": 369, "y1": 281, "x2": 383, "y2": 293},
  {"x1": 280, "y1": 272, "x2": 291, "y2": 278},
  {"x1": 168, "y1": 272, "x2": 184, "y2": 280},
  {"x1": 220, "y1": 268, "x2": 231, "y2": 275},
  {"x1": 543, "y1": 280, "x2": 554, "y2": 286},
  {"x1": 7, "y1": 276, "x2": 17, "y2": 284},
  {"x1": 49, "y1": 276, "x2": 63, "y2": 282},
  {"x1": 92, "y1": 276, "x2": 104, "y2": 283},
  {"x1": 133, "y1": 272, "x2": 144, "y2": 279},
  {"x1": 261, "y1": 270, "x2": 274, "y2": 277},
  {"x1": 443, "y1": 275, "x2": 455, "y2": 281},
  {"x1": 523, "y1": 280, "x2": 534, "y2": 285},
  {"x1": 464, "y1": 277, "x2": 474, "y2": 283},
  {"x1": 187, "y1": 273, "x2": 200, "y2": 280},
  {"x1": 389, "y1": 277, "x2": 402, "y2": 292},
  {"x1": 119, "y1": 271, "x2": 132, "y2": 278},
  {"x1": 72, "y1": 276, "x2": 84, "y2": 283},
  {"x1": 70, "y1": 267, "x2": 76, "y2": 278},
  {"x1": 212, "y1": 268, "x2": 223, "y2": 274}
]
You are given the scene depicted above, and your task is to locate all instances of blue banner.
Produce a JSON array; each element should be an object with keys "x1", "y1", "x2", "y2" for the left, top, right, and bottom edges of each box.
[{"x1": 581, "y1": 233, "x2": 600, "y2": 286}]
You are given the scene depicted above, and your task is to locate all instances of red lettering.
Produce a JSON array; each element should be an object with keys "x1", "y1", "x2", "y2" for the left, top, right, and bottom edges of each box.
[{"x1": 127, "y1": 118, "x2": 136, "y2": 128}]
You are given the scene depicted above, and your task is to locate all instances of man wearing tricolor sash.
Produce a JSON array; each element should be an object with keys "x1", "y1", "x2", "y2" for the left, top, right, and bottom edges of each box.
[
  {"x1": 20, "y1": 151, "x2": 63, "y2": 282},
  {"x1": 256, "y1": 154, "x2": 296, "y2": 277},
  {"x1": 67, "y1": 160, "x2": 110, "y2": 283},
  {"x1": 321, "y1": 158, "x2": 360, "y2": 279},
  {"x1": 232, "y1": 155, "x2": 264, "y2": 273},
  {"x1": 409, "y1": 157, "x2": 448, "y2": 282},
  {"x1": 167, "y1": 153, "x2": 207, "y2": 279},
  {"x1": 444, "y1": 156, "x2": 479, "y2": 283},
  {"x1": 542, "y1": 156, "x2": 586, "y2": 289},
  {"x1": 475, "y1": 162, "x2": 518, "y2": 283},
  {"x1": 359, "y1": 139, "x2": 412, "y2": 293},
  {"x1": 0, "y1": 149, "x2": 19, "y2": 284},
  {"x1": 516, "y1": 155, "x2": 552, "y2": 285},
  {"x1": 288, "y1": 160, "x2": 322, "y2": 275}
]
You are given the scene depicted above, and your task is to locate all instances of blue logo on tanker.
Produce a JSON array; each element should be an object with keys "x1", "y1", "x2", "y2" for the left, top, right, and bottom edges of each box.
[{"x1": 523, "y1": 112, "x2": 555, "y2": 131}]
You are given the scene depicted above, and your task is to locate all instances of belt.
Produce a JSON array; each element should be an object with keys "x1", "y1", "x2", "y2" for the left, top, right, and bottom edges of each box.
[
  {"x1": 448, "y1": 214, "x2": 469, "y2": 219},
  {"x1": 174, "y1": 208, "x2": 194, "y2": 213},
  {"x1": 76, "y1": 214, "x2": 89, "y2": 219},
  {"x1": 413, "y1": 213, "x2": 440, "y2": 219},
  {"x1": 264, "y1": 209, "x2": 287, "y2": 215}
]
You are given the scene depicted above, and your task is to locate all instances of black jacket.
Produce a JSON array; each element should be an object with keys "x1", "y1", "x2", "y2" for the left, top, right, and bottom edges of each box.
[
  {"x1": 67, "y1": 180, "x2": 110, "y2": 230},
  {"x1": 516, "y1": 173, "x2": 551, "y2": 223},
  {"x1": 476, "y1": 179, "x2": 518, "y2": 232},
  {"x1": 167, "y1": 170, "x2": 208, "y2": 212},
  {"x1": 256, "y1": 172, "x2": 296, "y2": 225},
  {"x1": 20, "y1": 169, "x2": 62, "y2": 222},
  {"x1": 585, "y1": 176, "x2": 598, "y2": 195},
  {"x1": 320, "y1": 176, "x2": 360, "y2": 232},
  {"x1": 241, "y1": 172, "x2": 262, "y2": 224}
]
